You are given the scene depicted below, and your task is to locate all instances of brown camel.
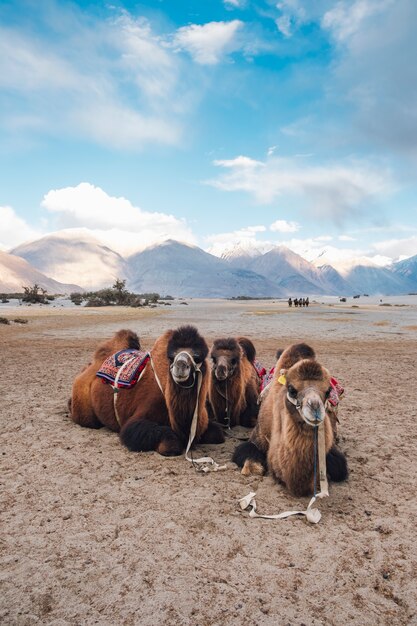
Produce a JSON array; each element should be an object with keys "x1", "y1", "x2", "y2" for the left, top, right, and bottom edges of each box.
[
  {"x1": 207, "y1": 337, "x2": 260, "y2": 428},
  {"x1": 69, "y1": 326, "x2": 224, "y2": 456},
  {"x1": 232, "y1": 343, "x2": 348, "y2": 496}
]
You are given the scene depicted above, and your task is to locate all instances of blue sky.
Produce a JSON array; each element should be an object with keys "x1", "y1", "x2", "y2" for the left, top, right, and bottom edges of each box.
[{"x1": 1, "y1": 0, "x2": 416, "y2": 266}]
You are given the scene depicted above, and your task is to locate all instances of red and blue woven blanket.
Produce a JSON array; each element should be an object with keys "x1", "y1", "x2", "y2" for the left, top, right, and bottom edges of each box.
[
  {"x1": 328, "y1": 377, "x2": 344, "y2": 407},
  {"x1": 96, "y1": 349, "x2": 150, "y2": 389}
]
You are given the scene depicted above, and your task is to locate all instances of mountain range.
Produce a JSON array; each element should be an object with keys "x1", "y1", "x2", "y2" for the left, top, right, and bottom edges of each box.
[
  {"x1": 0, "y1": 249, "x2": 81, "y2": 294},
  {"x1": 1, "y1": 230, "x2": 416, "y2": 297}
]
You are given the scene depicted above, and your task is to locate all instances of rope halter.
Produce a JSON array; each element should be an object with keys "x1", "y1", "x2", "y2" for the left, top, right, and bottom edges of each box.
[
  {"x1": 169, "y1": 350, "x2": 202, "y2": 387},
  {"x1": 240, "y1": 383, "x2": 329, "y2": 524}
]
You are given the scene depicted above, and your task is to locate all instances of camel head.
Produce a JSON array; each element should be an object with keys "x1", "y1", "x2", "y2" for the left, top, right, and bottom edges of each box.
[
  {"x1": 167, "y1": 325, "x2": 208, "y2": 386},
  {"x1": 210, "y1": 338, "x2": 242, "y2": 382},
  {"x1": 282, "y1": 359, "x2": 332, "y2": 426}
]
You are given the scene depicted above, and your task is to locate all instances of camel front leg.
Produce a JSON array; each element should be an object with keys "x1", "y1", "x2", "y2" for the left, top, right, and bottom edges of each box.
[
  {"x1": 232, "y1": 441, "x2": 267, "y2": 476},
  {"x1": 198, "y1": 420, "x2": 225, "y2": 444},
  {"x1": 120, "y1": 418, "x2": 184, "y2": 456}
]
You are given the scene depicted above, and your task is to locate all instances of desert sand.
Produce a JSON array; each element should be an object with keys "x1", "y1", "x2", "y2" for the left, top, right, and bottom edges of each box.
[{"x1": 1, "y1": 298, "x2": 417, "y2": 625}]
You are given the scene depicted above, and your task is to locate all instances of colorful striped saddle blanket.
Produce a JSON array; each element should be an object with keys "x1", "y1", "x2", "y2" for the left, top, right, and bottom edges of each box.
[
  {"x1": 96, "y1": 349, "x2": 150, "y2": 389},
  {"x1": 255, "y1": 359, "x2": 344, "y2": 407},
  {"x1": 328, "y1": 377, "x2": 344, "y2": 407},
  {"x1": 254, "y1": 360, "x2": 275, "y2": 392}
]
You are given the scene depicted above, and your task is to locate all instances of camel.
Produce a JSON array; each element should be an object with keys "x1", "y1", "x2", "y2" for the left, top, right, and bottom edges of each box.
[
  {"x1": 207, "y1": 337, "x2": 260, "y2": 428},
  {"x1": 69, "y1": 326, "x2": 224, "y2": 456},
  {"x1": 232, "y1": 343, "x2": 348, "y2": 497}
]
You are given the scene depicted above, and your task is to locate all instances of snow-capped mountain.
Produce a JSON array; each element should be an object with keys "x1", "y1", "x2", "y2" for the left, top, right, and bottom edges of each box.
[
  {"x1": 216, "y1": 242, "x2": 274, "y2": 266},
  {"x1": 0, "y1": 250, "x2": 82, "y2": 293},
  {"x1": 391, "y1": 254, "x2": 417, "y2": 289},
  {"x1": 11, "y1": 230, "x2": 129, "y2": 290},
  {"x1": 7, "y1": 230, "x2": 417, "y2": 297},
  {"x1": 319, "y1": 256, "x2": 413, "y2": 295},
  {"x1": 128, "y1": 240, "x2": 282, "y2": 297},
  {"x1": 316, "y1": 264, "x2": 354, "y2": 295},
  {"x1": 220, "y1": 244, "x2": 352, "y2": 295}
]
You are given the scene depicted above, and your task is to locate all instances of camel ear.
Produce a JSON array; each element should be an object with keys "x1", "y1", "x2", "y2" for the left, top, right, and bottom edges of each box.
[{"x1": 277, "y1": 368, "x2": 287, "y2": 385}]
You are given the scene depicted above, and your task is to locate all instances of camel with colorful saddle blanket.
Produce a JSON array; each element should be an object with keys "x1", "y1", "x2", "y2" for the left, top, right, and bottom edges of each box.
[{"x1": 69, "y1": 326, "x2": 225, "y2": 457}]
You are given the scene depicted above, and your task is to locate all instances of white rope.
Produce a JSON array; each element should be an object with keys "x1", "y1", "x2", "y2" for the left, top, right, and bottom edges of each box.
[
  {"x1": 150, "y1": 355, "x2": 164, "y2": 395},
  {"x1": 112, "y1": 355, "x2": 141, "y2": 426},
  {"x1": 239, "y1": 422, "x2": 328, "y2": 524},
  {"x1": 151, "y1": 351, "x2": 227, "y2": 472},
  {"x1": 184, "y1": 368, "x2": 227, "y2": 473}
]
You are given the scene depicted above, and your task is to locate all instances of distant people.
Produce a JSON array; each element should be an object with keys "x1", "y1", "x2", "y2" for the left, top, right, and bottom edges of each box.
[{"x1": 292, "y1": 297, "x2": 309, "y2": 308}]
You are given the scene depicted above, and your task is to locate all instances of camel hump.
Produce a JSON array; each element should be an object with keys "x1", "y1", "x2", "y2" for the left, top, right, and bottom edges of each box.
[
  {"x1": 94, "y1": 329, "x2": 140, "y2": 362},
  {"x1": 290, "y1": 358, "x2": 327, "y2": 381},
  {"x1": 237, "y1": 337, "x2": 256, "y2": 362},
  {"x1": 276, "y1": 342, "x2": 316, "y2": 372}
]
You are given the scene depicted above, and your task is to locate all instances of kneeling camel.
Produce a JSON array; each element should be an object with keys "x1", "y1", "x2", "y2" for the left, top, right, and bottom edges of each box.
[
  {"x1": 207, "y1": 337, "x2": 260, "y2": 428},
  {"x1": 69, "y1": 326, "x2": 224, "y2": 456},
  {"x1": 233, "y1": 343, "x2": 348, "y2": 496}
]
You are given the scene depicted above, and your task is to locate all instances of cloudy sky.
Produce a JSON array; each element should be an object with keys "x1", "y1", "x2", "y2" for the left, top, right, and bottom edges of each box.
[{"x1": 1, "y1": 0, "x2": 416, "y2": 265}]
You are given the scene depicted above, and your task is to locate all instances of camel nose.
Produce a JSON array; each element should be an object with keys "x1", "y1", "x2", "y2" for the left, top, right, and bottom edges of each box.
[
  {"x1": 176, "y1": 358, "x2": 190, "y2": 372},
  {"x1": 215, "y1": 365, "x2": 228, "y2": 380},
  {"x1": 307, "y1": 399, "x2": 324, "y2": 421}
]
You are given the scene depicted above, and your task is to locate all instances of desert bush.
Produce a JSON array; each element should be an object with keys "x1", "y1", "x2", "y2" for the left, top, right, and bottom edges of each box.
[
  {"x1": 76, "y1": 280, "x2": 160, "y2": 308},
  {"x1": 70, "y1": 292, "x2": 84, "y2": 305},
  {"x1": 22, "y1": 284, "x2": 49, "y2": 304},
  {"x1": 0, "y1": 317, "x2": 10, "y2": 324},
  {"x1": 13, "y1": 318, "x2": 29, "y2": 324},
  {"x1": 85, "y1": 297, "x2": 107, "y2": 307}
]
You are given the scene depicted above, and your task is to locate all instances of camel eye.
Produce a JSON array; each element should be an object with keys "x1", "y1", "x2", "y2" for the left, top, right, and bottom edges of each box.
[
  {"x1": 287, "y1": 384, "x2": 297, "y2": 397},
  {"x1": 193, "y1": 354, "x2": 201, "y2": 363},
  {"x1": 211, "y1": 356, "x2": 217, "y2": 364},
  {"x1": 231, "y1": 358, "x2": 237, "y2": 366}
]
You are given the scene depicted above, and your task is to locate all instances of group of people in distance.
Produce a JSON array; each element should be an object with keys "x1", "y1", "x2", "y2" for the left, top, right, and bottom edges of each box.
[{"x1": 288, "y1": 297, "x2": 309, "y2": 307}]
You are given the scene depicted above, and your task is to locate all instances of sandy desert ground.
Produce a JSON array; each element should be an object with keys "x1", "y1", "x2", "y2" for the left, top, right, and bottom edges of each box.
[{"x1": 1, "y1": 297, "x2": 417, "y2": 625}]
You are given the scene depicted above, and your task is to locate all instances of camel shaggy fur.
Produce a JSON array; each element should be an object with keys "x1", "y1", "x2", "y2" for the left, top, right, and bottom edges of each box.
[
  {"x1": 207, "y1": 337, "x2": 260, "y2": 428},
  {"x1": 69, "y1": 326, "x2": 224, "y2": 456},
  {"x1": 232, "y1": 343, "x2": 348, "y2": 496}
]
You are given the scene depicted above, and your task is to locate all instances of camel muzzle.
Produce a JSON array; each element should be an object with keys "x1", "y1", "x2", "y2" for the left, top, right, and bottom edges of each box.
[
  {"x1": 170, "y1": 351, "x2": 200, "y2": 385},
  {"x1": 214, "y1": 365, "x2": 228, "y2": 381},
  {"x1": 301, "y1": 391, "x2": 325, "y2": 425},
  {"x1": 171, "y1": 359, "x2": 192, "y2": 383}
]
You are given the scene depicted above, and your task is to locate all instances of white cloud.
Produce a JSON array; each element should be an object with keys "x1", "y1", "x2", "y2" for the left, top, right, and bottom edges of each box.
[
  {"x1": 205, "y1": 225, "x2": 273, "y2": 257},
  {"x1": 270, "y1": 219, "x2": 300, "y2": 233},
  {"x1": 208, "y1": 154, "x2": 390, "y2": 221},
  {"x1": 275, "y1": 15, "x2": 292, "y2": 37},
  {"x1": 224, "y1": 0, "x2": 245, "y2": 7},
  {"x1": 173, "y1": 20, "x2": 243, "y2": 65},
  {"x1": 213, "y1": 155, "x2": 264, "y2": 169},
  {"x1": 322, "y1": 0, "x2": 391, "y2": 43},
  {"x1": 0, "y1": 10, "x2": 185, "y2": 149},
  {"x1": 338, "y1": 234, "x2": 356, "y2": 241},
  {"x1": 41, "y1": 183, "x2": 195, "y2": 254},
  {"x1": 321, "y1": 0, "x2": 417, "y2": 156},
  {"x1": 281, "y1": 234, "x2": 417, "y2": 269},
  {"x1": 73, "y1": 103, "x2": 180, "y2": 149},
  {"x1": 0, "y1": 206, "x2": 41, "y2": 250},
  {"x1": 372, "y1": 236, "x2": 417, "y2": 261}
]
